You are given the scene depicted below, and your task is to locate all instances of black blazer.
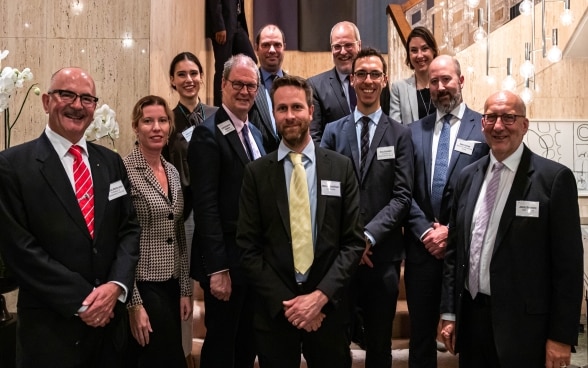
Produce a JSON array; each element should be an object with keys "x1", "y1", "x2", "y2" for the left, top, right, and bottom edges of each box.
[
  {"x1": 321, "y1": 113, "x2": 414, "y2": 262},
  {"x1": 205, "y1": 0, "x2": 248, "y2": 39},
  {"x1": 188, "y1": 107, "x2": 265, "y2": 284},
  {"x1": 441, "y1": 145, "x2": 583, "y2": 366},
  {"x1": 236, "y1": 145, "x2": 364, "y2": 327},
  {"x1": 405, "y1": 107, "x2": 489, "y2": 263}
]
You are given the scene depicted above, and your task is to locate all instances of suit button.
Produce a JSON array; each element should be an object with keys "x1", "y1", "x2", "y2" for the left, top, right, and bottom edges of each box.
[
  {"x1": 167, "y1": 237, "x2": 173, "y2": 244},
  {"x1": 168, "y1": 213, "x2": 174, "y2": 220},
  {"x1": 74, "y1": 340, "x2": 80, "y2": 347},
  {"x1": 92, "y1": 248, "x2": 98, "y2": 254},
  {"x1": 94, "y1": 279, "x2": 100, "y2": 286}
]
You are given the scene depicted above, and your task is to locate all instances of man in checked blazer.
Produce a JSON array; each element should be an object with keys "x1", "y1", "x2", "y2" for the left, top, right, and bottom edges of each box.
[{"x1": 0, "y1": 67, "x2": 140, "y2": 367}]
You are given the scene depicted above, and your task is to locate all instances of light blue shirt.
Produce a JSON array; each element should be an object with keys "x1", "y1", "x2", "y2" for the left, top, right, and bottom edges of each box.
[{"x1": 278, "y1": 140, "x2": 317, "y2": 283}]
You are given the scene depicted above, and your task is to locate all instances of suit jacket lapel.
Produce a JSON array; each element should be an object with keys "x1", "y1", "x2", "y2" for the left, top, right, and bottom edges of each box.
[
  {"x1": 37, "y1": 135, "x2": 91, "y2": 238},
  {"x1": 493, "y1": 146, "x2": 533, "y2": 254},
  {"x1": 254, "y1": 84, "x2": 277, "y2": 139},
  {"x1": 215, "y1": 109, "x2": 251, "y2": 165},
  {"x1": 464, "y1": 158, "x2": 490, "y2": 252},
  {"x1": 315, "y1": 147, "x2": 330, "y2": 254},
  {"x1": 270, "y1": 153, "x2": 291, "y2": 239},
  {"x1": 361, "y1": 116, "x2": 388, "y2": 182},
  {"x1": 406, "y1": 77, "x2": 419, "y2": 122},
  {"x1": 87, "y1": 145, "x2": 111, "y2": 241},
  {"x1": 329, "y1": 69, "x2": 350, "y2": 114},
  {"x1": 344, "y1": 117, "x2": 361, "y2": 179},
  {"x1": 422, "y1": 116, "x2": 435, "y2": 195}
]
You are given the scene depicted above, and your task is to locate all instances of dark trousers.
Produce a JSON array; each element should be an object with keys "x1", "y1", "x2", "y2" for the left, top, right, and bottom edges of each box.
[
  {"x1": 353, "y1": 261, "x2": 401, "y2": 368},
  {"x1": 458, "y1": 293, "x2": 501, "y2": 368},
  {"x1": 255, "y1": 305, "x2": 351, "y2": 368},
  {"x1": 125, "y1": 279, "x2": 186, "y2": 368},
  {"x1": 17, "y1": 303, "x2": 127, "y2": 368},
  {"x1": 211, "y1": 23, "x2": 257, "y2": 106},
  {"x1": 199, "y1": 281, "x2": 256, "y2": 368},
  {"x1": 404, "y1": 256, "x2": 443, "y2": 368}
]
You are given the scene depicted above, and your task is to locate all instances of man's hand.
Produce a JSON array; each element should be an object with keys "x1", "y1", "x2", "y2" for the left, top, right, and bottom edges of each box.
[
  {"x1": 180, "y1": 296, "x2": 193, "y2": 321},
  {"x1": 440, "y1": 320, "x2": 456, "y2": 355},
  {"x1": 545, "y1": 339, "x2": 571, "y2": 368},
  {"x1": 283, "y1": 290, "x2": 328, "y2": 330},
  {"x1": 422, "y1": 223, "x2": 448, "y2": 259},
  {"x1": 79, "y1": 283, "x2": 121, "y2": 327},
  {"x1": 210, "y1": 271, "x2": 231, "y2": 301},
  {"x1": 215, "y1": 30, "x2": 227, "y2": 44},
  {"x1": 129, "y1": 305, "x2": 153, "y2": 347},
  {"x1": 359, "y1": 239, "x2": 374, "y2": 268},
  {"x1": 302, "y1": 313, "x2": 326, "y2": 332}
]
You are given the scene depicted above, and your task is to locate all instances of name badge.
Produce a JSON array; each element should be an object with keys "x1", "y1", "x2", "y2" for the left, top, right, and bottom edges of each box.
[
  {"x1": 454, "y1": 139, "x2": 478, "y2": 155},
  {"x1": 109, "y1": 180, "x2": 127, "y2": 201},
  {"x1": 376, "y1": 146, "x2": 395, "y2": 160},
  {"x1": 217, "y1": 120, "x2": 235, "y2": 135},
  {"x1": 182, "y1": 126, "x2": 195, "y2": 142},
  {"x1": 516, "y1": 200, "x2": 539, "y2": 217},
  {"x1": 321, "y1": 180, "x2": 341, "y2": 197}
]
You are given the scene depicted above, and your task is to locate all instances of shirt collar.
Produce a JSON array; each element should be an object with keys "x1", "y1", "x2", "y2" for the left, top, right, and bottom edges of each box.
[
  {"x1": 353, "y1": 108, "x2": 382, "y2": 126},
  {"x1": 436, "y1": 102, "x2": 466, "y2": 123},
  {"x1": 278, "y1": 139, "x2": 315, "y2": 164},
  {"x1": 45, "y1": 125, "x2": 89, "y2": 158},
  {"x1": 489, "y1": 142, "x2": 525, "y2": 173},
  {"x1": 222, "y1": 104, "x2": 248, "y2": 132},
  {"x1": 260, "y1": 68, "x2": 283, "y2": 82}
]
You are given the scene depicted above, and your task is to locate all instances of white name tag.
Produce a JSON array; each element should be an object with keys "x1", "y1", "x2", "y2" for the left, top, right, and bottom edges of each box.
[
  {"x1": 321, "y1": 180, "x2": 341, "y2": 197},
  {"x1": 109, "y1": 180, "x2": 127, "y2": 201},
  {"x1": 217, "y1": 120, "x2": 235, "y2": 135},
  {"x1": 516, "y1": 200, "x2": 539, "y2": 217},
  {"x1": 182, "y1": 126, "x2": 195, "y2": 142},
  {"x1": 376, "y1": 146, "x2": 395, "y2": 160},
  {"x1": 454, "y1": 139, "x2": 478, "y2": 155}
]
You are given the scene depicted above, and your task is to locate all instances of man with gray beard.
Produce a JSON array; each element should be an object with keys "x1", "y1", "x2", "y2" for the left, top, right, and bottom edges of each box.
[{"x1": 403, "y1": 55, "x2": 489, "y2": 368}]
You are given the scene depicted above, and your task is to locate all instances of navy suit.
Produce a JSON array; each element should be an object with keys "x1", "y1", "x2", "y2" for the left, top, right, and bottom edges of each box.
[
  {"x1": 237, "y1": 145, "x2": 364, "y2": 367},
  {"x1": 249, "y1": 79, "x2": 280, "y2": 153},
  {"x1": 188, "y1": 107, "x2": 265, "y2": 368},
  {"x1": 441, "y1": 145, "x2": 583, "y2": 366},
  {"x1": 321, "y1": 113, "x2": 413, "y2": 367},
  {"x1": 0, "y1": 133, "x2": 140, "y2": 368},
  {"x1": 404, "y1": 107, "x2": 489, "y2": 368}
]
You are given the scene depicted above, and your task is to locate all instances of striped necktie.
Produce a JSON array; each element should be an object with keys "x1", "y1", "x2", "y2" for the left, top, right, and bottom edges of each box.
[{"x1": 69, "y1": 145, "x2": 95, "y2": 238}]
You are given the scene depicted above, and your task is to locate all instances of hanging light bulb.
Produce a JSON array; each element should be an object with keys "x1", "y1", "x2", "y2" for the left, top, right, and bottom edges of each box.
[
  {"x1": 560, "y1": 0, "x2": 574, "y2": 26},
  {"x1": 547, "y1": 29, "x2": 562, "y2": 63},
  {"x1": 502, "y1": 58, "x2": 517, "y2": 92},
  {"x1": 466, "y1": 0, "x2": 480, "y2": 8},
  {"x1": 518, "y1": 0, "x2": 533, "y2": 15},
  {"x1": 520, "y1": 79, "x2": 534, "y2": 105},
  {"x1": 520, "y1": 42, "x2": 535, "y2": 79},
  {"x1": 473, "y1": 8, "x2": 487, "y2": 43}
]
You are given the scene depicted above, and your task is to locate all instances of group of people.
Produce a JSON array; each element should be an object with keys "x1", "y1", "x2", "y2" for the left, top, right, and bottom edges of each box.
[{"x1": 0, "y1": 14, "x2": 583, "y2": 368}]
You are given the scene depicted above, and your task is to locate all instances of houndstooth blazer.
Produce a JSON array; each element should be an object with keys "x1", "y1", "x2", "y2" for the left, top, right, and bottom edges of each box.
[{"x1": 123, "y1": 146, "x2": 191, "y2": 306}]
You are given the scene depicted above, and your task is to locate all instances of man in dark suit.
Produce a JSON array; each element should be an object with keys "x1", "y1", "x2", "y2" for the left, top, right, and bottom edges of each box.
[
  {"x1": 321, "y1": 47, "x2": 413, "y2": 367},
  {"x1": 0, "y1": 67, "x2": 140, "y2": 368},
  {"x1": 440, "y1": 90, "x2": 583, "y2": 368},
  {"x1": 206, "y1": 0, "x2": 257, "y2": 106},
  {"x1": 404, "y1": 55, "x2": 489, "y2": 368},
  {"x1": 188, "y1": 54, "x2": 265, "y2": 368},
  {"x1": 308, "y1": 21, "x2": 362, "y2": 143},
  {"x1": 249, "y1": 24, "x2": 285, "y2": 153},
  {"x1": 236, "y1": 75, "x2": 364, "y2": 367}
]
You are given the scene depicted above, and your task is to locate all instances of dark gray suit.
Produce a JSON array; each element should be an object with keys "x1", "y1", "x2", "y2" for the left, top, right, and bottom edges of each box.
[
  {"x1": 441, "y1": 145, "x2": 583, "y2": 366},
  {"x1": 404, "y1": 106, "x2": 489, "y2": 368},
  {"x1": 321, "y1": 113, "x2": 413, "y2": 367},
  {"x1": 0, "y1": 133, "x2": 140, "y2": 368},
  {"x1": 249, "y1": 79, "x2": 280, "y2": 153},
  {"x1": 308, "y1": 68, "x2": 351, "y2": 143}
]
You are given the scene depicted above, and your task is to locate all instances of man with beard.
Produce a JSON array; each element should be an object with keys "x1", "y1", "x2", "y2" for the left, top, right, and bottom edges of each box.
[
  {"x1": 404, "y1": 55, "x2": 489, "y2": 368},
  {"x1": 236, "y1": 75, "x2": 364, "y2": 367}
]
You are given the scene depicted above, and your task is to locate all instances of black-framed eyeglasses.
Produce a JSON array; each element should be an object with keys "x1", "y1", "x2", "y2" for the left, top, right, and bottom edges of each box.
[
  {"x1": 353, "y1": 70, "x2": 385, "y2": 81},
  {"x1": 226, "y1": 79, "x2": 258, "y2": 92},
  {"x1": 483, "y1": 113, "x2": 525, "y2": 125},
  {"x1": 48, "y1": 89, "x2": 99, "y2": 107},
  {"x1": 331, "y1": 41, "x2": 359, "y2": 53}
]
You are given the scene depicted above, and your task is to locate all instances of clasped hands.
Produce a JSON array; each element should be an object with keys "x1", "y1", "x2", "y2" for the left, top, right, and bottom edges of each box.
[
  {"x1": 422, "y1": 223, "x2": 448, "y2": 259},
  {"x1": 283, "y1": 290, "x2": 328, "y2": 332},
  {"x1": 78, "y1": 282, "x2": 121, "y2": 328}
]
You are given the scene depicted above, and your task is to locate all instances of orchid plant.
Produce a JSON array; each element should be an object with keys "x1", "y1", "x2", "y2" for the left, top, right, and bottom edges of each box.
[
  {"x1": 0, "y1": 49, "x2": 40, "y2": 149},
  {"x1": 85, "y1": 103, "x2": 120, "y2": 151}
]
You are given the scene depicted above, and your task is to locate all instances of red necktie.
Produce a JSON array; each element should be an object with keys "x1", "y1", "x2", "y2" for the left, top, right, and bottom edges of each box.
[{"x1": 69, "y1": 145, "x2": 95, "y2": 238}]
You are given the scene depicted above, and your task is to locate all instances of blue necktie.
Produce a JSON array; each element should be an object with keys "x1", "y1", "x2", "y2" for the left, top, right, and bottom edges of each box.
[
  {"x1": 431, "y1": 114, "x2": 452, "y2": 219},
  {"x1": 241, "y1": 123, "x2": 255, "y2": 161}
]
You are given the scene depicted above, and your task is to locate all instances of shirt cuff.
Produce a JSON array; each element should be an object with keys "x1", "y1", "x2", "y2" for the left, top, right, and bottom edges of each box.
[
  {"x1": 441, "y1": 313, "x2": 456, "y2": 321},
  {"x1": 419, "y1": 227, "x2": 434, "y2": 241},
  {"x1": 208, "y1": 269, "x2": 230, "y2": 276},
  {"x1": 364, "y1": 231, "x2": 376, "y2": 247}
]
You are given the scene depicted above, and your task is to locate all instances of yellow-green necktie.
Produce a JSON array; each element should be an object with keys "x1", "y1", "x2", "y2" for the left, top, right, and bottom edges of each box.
[{"x1": 289, "y1": 152, "x2": 314, "y2": 274}]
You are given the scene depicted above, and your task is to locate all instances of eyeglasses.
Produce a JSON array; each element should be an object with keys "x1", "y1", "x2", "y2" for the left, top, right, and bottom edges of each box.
[
  {"x1": 483, "y1": 114, "x2": 525, "y2": 125},
  {"x1": 331, "y1": 41, "x2": 359, "y2": 53},
  {"x1": 353, "y1": 71, "x2": 384, "y2": 81},
  {"x1": 226, "y1": 79, "x2": 258, "y2": 92},
  {"x1": 48, "y1": 89, "x2": 99, "y2": 107}
]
